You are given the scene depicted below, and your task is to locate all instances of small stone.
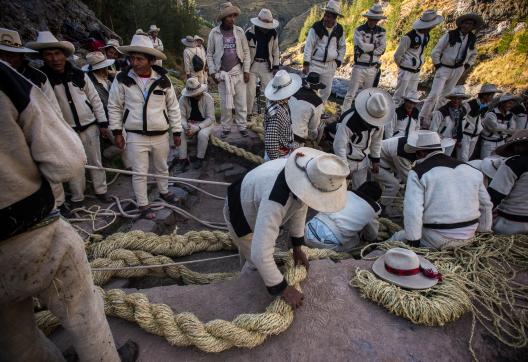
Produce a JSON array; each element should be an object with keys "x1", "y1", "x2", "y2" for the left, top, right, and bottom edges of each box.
[
  {"x1": 155, "y1": 208, "x2": 176, "y2": 226},
  {"x1": 131, "y1": 219, "x2": 159, "y2": 233}
]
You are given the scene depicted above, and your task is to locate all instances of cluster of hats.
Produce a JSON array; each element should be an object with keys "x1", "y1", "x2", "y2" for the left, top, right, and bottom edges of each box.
[{"x1": 181, "y1": 35, "x2": 205, "y2": 47}]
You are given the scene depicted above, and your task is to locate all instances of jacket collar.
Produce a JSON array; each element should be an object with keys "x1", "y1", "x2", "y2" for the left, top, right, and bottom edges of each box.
[
  {"x1": 41, "y1": 61, "x2": 85, "y2": 87},
  {"x1": 415, "y1": 150, "x2": 444, "y2": 165}
]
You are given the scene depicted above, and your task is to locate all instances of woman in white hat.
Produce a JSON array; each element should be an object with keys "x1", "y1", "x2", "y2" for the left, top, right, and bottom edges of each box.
[
  {"x1": 182, "y1": 35, "x2": 207, "y2": 86},
  {"x1": 245, "y1": 8, "x2": 280, "y2": 115},
  {"x1": 174, "y1": 77, "x2": 215, "y2": 171},
  {"x1": 224, "y1": 147, "x2": 349, "y2": 307},
  {"x1": 385, "y1": 90, "x2": 421, "y2": 139},
  {"x1": 148, "y1": 25, "x2": 164, "y2": 66},
  {"x1": 430, "y1": 85, "x2": 470, "y2": 156},
  {"x1": 480, "y1": 93, "x2": 516, "y2": 158},
  {"x1": 333, "y1": 87, "x2": 394, "y2": 189},
  {"x1": 392, "y1": 10, "x2": 444, "y2": 106},
  {"x1": 263, "y1": 70, "x2": 302, "y2": 160},
  {"x1": 341, "y1": 3, "x2": 387, "y2": 112}
]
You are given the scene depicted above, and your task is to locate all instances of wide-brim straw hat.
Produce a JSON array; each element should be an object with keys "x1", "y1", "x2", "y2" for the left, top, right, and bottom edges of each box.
[
  {"x1": 456, "y1": 13, "x2": 484, "y2": 28},
  {"x1": 265, "y1": 70, "x2": 302, "y2": 101},
  {"x1": 478, "y1": 83, "x2": 502, "y2": 94},
  {"x1": 101, "y1": 39, "x2": 123, "y2": 53},
  {"x1": 321, "y1": 0, "x2": 343, "y2": 17},
  {"x1": 354, "y1": 88, "x2": 395, "y2": 127},
  {"x1": 303, "y1": 72, "x2": 326, "y2": 90},
  {"x1": 285, "y1": 147, "x2": 349, "y2": 213},
  {"x1": 182, "y1": 77, "x2": 207, "y2": 97},
  {"x1": 0, "y1": 28, "x2": 37, "y2": 53},
  {"x1": 194, "y1": 35, "x2": 204, "y2": 43},
  {"x1": 26, "y1": 31, "x2": 75, "y2": 57},
  {"x1": 82, "y1": 51, "x2": 115, "y2": 72},
  {"x1": 119, "y1": 34, "x2": 166, "y2": 60},
  {"x1": 413, "y1": 10, "x2": 444, "y2": 30},
  {"x1": 372, "y1": 248, "x2": 441, "y2": 290},
  {"x1": 251, "y1": 8, "x2": 279, "y2": 29},
  {"x1": 469, "y1": 156, "x2": 503, "y2": 179},
  {"x1": 217, "y1": 2, "x2": 241, "y2": 21},
  {"x1": 181, "y1": 35, "x2": 196, "y2": 47},
  {"x1": 148, "y1": 25, "x2": 160, "y2": 33},
  {"x1": 446, "y1": 85, "x2": 469, "y2": 99},
  {"x1": 495, "y1": 130, "x2": 528, "y2": 157},
  {"x1": 363, "y1": 3, "x2": 387, "y2": 20},
  {"x1": 497, "y1": 93, "x2": 516, "y2": 104},
  {"x1": 403, "y1": 91, "x2": 420, "y2": 104},
  {"x1": 404, "y1": 130, "x2": 456, "y2": 153}
]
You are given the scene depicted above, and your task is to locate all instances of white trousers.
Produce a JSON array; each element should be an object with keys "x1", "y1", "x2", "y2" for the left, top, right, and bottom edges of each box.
[
  {"x1": 342, "y1": 66, "x2": 378, "y2": 112},
  {"x1": 309, "y1": 60, "x2": 337, "y2": 103},
  {"x1": 247, "y1": 61, "x2": 273, "y2": 114},
  {"x1": 457, "y1": 134, "x2": 478, "y2": 161},
  {"x1": 0, "y1": 219, "x2": 119, "y2": 362},
  {"x1": 348, "y1": 158, "x2": 370, "y2": 190},
  {"x1": 69, "y1": 124, "x2": 107, "y2": 202},
  {"x1": 480, "y1": 139, "x2": 504, "y2": 159},
  {"x1": 126, "y1": 132, "x2": 170, "y2": 207},
  {"x1": 372, "y1": 167, "x2": 399, "y2": 208},
  {"x1": 390, "y1": 228, "x2": 473, "y2": 250},
  {"x1": 419, "y1": 66, "x2": 465, "y2": 125},
  {"x1": 493, "y1": 216, "x2": 528, "y2": 235},
  {"x1": 392, "y1": 68, "x2": 420, "y2": 106},
  {"x1": 178, "y1": 126, "x2": 213, "y2": 159},
  {"x1": 219, "y1": 68, "x2": 247, "y2": 131}
]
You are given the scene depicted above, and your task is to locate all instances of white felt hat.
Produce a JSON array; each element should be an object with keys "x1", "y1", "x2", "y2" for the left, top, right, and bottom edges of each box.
[
  {"x1": 148, "y1": 25, "x2": 160, "y2": 33},
  {"x1": 0, "y1": 28, "x2": 37, "y2": 53},
  {"x1": 251, "y1": 8, "x2": 279, "y2": 29},
  {"x1": 456, "y1": 13, "x2": 484, "y2": 29},
  {"x1": 412, "y1": 10, "x2": 444, "y2": 30},
  {"x1": 26, "y1": 31, "x2": 75, "y2": 56},
  {"x1": 119, "y1": 34, "x2": 166, "y2": 60},
  {"x1": 321, "y1": 0, "x2": 342, "y2": 17},
  {"x1": 82, "y1": 51, "x2": 115, "y2": 72},
  {"x1": 265, "y1": 70, "x2": 302, "y2": 101},
  {"x1": 403, "y1": 90, "x2": 420, "y2": 104},
  {"x1": 404, "y1": 130, "x2": 456, "y2": 153},
  {"x1": 446, "y1": 85, "x2": 469, "y2": 99},
  {"x1": 182, "y1": 77, "x2": 207, "y2": 97},
  {"x1": 363, "y1": 3, "x2": 387, "y2": 20},
  {"x1": 181, "y1": 35, "x2": 196, "y2": 47},
  {"x1": 469, "y1": 156, "x2": 503, "y2": 179},
  {"x1": 354, "y1": 88, "x2": 395, "y2": 127},
  {"x1": 478, "y1": 83, "x2": 502, "y2": 94},
  {"x1": 285, "y1": 147, "x2": 349, "y2": 213},
  {"x1": 372, "y1": 248, "x2": 442, "y2": 290}
]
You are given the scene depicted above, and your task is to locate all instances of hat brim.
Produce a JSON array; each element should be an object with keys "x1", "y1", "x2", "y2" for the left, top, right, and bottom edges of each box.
[
  {"x1": 217, "y1": 6, "x2": 241, "y2": 21},
  {"x1": 181, "y1": 39, "x2": 196, "y2": 47},
  {"x1": 82, "y1": 58, "x2": 115, "y2": 72},
  {"x1": 101, "y1": 45, "x2": 124, "y2": 54},
  {"x1": 362, "y1": 13, "x2": 387, "y2": 20},
  {"x1": 355, "y1": 88, "x2": 395, "y2": 127},
  {"x1": 372, "y1": 253, "x2": 439, "y2": 290},
  {"x1": 0, "y1": 44, "x2": 37, "y2": 53},
  {"x1": 285, "y1": 148, "x2": 348, "y2": 213},
  {"x1": 456, "y1": 14, "x2": 484, "y2": 28},
  {"x1": 251, "y1": 17, "x2": 279, "y2": 29},
  {"x1": 446, "y1": 94, "x2": 470, "y2": 100},
  {"x1": 480, "y1": 157, "x2": 503, "y2": 178},
  {"x1": 264, "y1": 73, "x2": 302, "y2": 101},
  {"x1": 182, "y1": 84, "x2": 207, "y2": 97},
  {"x1": 148, "y1": 28, "x2": 160, "y2": 33},
  {"x1": 404, "y1": 137, "x2": 456, "y2": 153},
  {"x1": 303, "y1": 79, "x2": 326, "y2": 90},
  {"x1": 321, "y1": 7, "x2": 343, "y2": 17},
  {"x1": 119, "y1": 45, "x2": 167, "y2": 60},
  {"x1": 403, "y1": 96, "x2": 420, "y2": 104},
  {"x1": 26, "y1": 41, "x2": 75, "y2": 57},
  {"x1": 495, "y1": 138, "x2": 528, "y2": 157},
  {"x1": 413, "y1": 15, "x2": 444, "y2": 30}
]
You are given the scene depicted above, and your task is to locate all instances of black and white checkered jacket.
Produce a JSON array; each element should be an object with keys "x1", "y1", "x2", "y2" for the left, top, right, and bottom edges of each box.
[{"x1": 264, "y1": 101, "x2": 299, "y2": 160}]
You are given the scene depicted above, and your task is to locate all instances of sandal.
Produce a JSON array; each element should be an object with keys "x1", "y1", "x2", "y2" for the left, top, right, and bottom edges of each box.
[
  {"x1": 160, "y1": 191, "x2": 178, "y2": 205},
  {"x1": 139, "y1": 206, "x2": 156, "y2": 220}
]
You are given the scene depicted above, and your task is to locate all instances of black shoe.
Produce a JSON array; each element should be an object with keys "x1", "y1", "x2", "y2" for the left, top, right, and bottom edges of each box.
[
  {"x1": 221, "y1": 130, "x2": 231, "y2": 139},
  {"x1": 193, "y1": 158, "x2": 204, "y2": 169},
  {"x1": 96, "y1": 193, "x2": 112, "y2": 203},
  {"x1": 174, "y1": 159, "x2": 190, "y2": 172},
  {"x1": 240, "y1": 130, "x2": 249, "y2": 137},
  {"x1": 117, "y1": 340, "x2": 139, "y2": 362}
]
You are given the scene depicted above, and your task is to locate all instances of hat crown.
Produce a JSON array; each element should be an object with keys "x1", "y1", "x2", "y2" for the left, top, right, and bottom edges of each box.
[
  {"x1": 106, "y1": 39, "x2": 120, "y2": 47},
  {"x1": 257, "y1": 8, "x2": 274, "y2": 22},
  {"x1": 85, "y1": 51, "x2": 106, "y2": 65},
  {"x1": 479, "y1": 83, "x2": 500, "y2": 94},
  {"x1": 447, "y1": 85, "x2": 468, "y2": 98},
  {"x1": 499, "y1": 93, "x2": 515, "y2": 103},
  {"x1": 149, "y1": 25, "x2": 159, "y2": 32},
  {"x1": 305, "y1": 72, "x2": 321, "y2": 84},
  {"x1": 185, "y1": 35, "x2": 195, "y2": 42},
  {"x1": 384, "y1": 248, "x2": 420, "y2": 270},
  {"x1": 365, "y1": 92, "x2": 389, "y2": 119},
  {"x1": 407, "y1": 130, "x2": 442, "y2": 148},
  {"x1": 271, "y1": 70, "x2": 293, "y2": 89},
  {"x1": 298, "y1": 153, "x2": 349, "y2": 193},
  {"x1": 324, "y1": 0, "x2": 341, "y2": 13},
  {"x1": 220, "y1": 2, "x2": 234, "y2": 11},
  {"x1": 185, "y1": 77, "x2": 201, "y2": 91},
  {"x1": 369, "y1": 3, "x2": 384, "y2": 14},
  {"x1": 0, "y1": 28, "x2": 22, "y2": 47},
  {"x1": 129, "y1": 34, "x2": 155, "y2": 50},
  {"x1": 35, "y1": 31, "x2": 60, "y2": 44},
  {"x1": 421, "y1": 9, "x2": 440, "y2": 22}
]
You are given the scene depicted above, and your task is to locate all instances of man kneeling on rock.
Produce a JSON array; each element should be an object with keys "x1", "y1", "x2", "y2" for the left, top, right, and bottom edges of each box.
[{"x1": 224, "y1": 147, "x2": 349, "y2": 307}]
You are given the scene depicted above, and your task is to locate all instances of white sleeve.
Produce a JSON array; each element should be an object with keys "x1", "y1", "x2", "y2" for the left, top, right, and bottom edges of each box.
[
  {"x1": 403, "y1": 171, "x2": 425, "y2": 241},
  {"x1": 431, "y1": 33, "x2": 449, "y2": 66},
  {"x1": 333, "y1": 122, "x2": 351, "y2": 162},
  {"x1": 107, "y1": 78, "x2": 125, "y2": 131},
  {"x1": 166, "y1": 84, "x2": 182, "y2": 134},
  {"x1": 393, "y1": 36, "x2": 410, "y2": 66},
  {"x1": 477, "y1": 181, "x2": 493, "y2": 232},
  {"x1": 84, "y1": 74, "x2": 108, "y2": 126},
  {"x1": 303, "y1": 29, "x2": 317, "y2": 64}
]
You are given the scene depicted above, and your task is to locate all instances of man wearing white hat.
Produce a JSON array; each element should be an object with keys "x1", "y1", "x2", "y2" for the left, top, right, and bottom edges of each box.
[
  {"x1": 419, "y1": 13, "x2": 484, "y2": 125},
  {"x1": 108, "y1": 34, "x2": 182, "y2": 219},
  {"x1": 334, "y1": 88, "x2": 394, "y2": 189},
  {"x1": 392, "y1": 10, "x2": 444, "y2": 106},
  {"x1": 0, "y1": 28, "x2": 60, "y2": 113},
  {"x1": 487, "y1": 130, "x2": 528, "y2": 235},
  {"x1": 458, "y1": 83, "x2": 501, "y2": 161},
  {"x1": 385, "y1": 90, "x2": 420, "y2": 139},
  {"x1": 175, "y1": 77, "x2": 215, "y2": 171},
  {"x1": 480, "y1": 93, "x2": 517, "y2": 158},
  {"x1": 341, "y1": 3, "x2": 387, "y2": 112},
  {"x1": 207, "y1": 2, "x2": 251, "y2": 138},
  {"x1": 512, "y1": 91, "x2": 527, "y2": 130},
  {"x1": 83, "y1": 51, "x2": 115, "y2": 113},
  {"x1": 468, "y1": 155, "x2": 503, "y2": 188},
  {"x1": 148, "y1": 25, "x2": 164, "y2": 66},
  {"x1": 264, "y1": 70, "x2": 302, "y2": 160},
  {"x1": 182, "y1": 35, "x2": 207, "y2": 86},
  {"x1": 28, "y1": 31, "x2": 111, "y2": 205},
  {"x1": 246, "y1": 8, "x2": 280, "y2": 115},
  {"x1": 390, "y1": 130, "x2": 492, "y2": 249},
  {"x1": 430, "y1": 85, "x2": 469, "y2": 156},
  {"x1": 0, "y1": 60, "x2": 120, "y2": 362},
  {"x1": 305, "y1": 181, "x2": 382, "y2": 252},
  {"x1": 224, "y1": 147, "x2": 349, "y2": 308},
  {"x1": 303, "y1": 0, "x2": 346, "y2": 104},
  {"x1": 101, "y1": 38, "x2": 126, "y2": 76}
]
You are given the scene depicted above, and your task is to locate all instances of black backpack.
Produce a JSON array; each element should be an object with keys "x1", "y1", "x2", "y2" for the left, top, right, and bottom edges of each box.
[{"x1": 192, "y1": 54, "x2": 205, "y2": 72}]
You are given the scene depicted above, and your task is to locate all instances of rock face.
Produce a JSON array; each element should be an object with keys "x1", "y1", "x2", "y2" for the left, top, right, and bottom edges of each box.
[{"x1": 50, "y1": 259, "x2": 526, "y2": 360}]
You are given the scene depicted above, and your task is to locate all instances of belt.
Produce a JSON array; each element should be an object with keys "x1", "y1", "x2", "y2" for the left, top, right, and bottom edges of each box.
[
  {"x1": 423, "y1": 218, "x2": 479, "y2": 230},
  {"x1": 463, "y1": 132, "x2": 478, "y2": 137},
  {"x1": 126, "y1": 129, "x2": 169, "y2": 136},
  {"x1": 498, "y1": 210, "x2": 528, "y2": 223},
  {"x1": 440, "y1": 63, "x2": 464, "y2": 69},
  {"x1": 399, "y1": 65, "x2": 420, "y2": 73},
  {"x1": 354, "y1": 61, "x2": 379, "y2": 67},
  {"x1": 72, "y1": 120, "x2": 98, "y2": 133},
  {"x1": 481, "y1": 136, "x2": 505, "y2": 142},
  {"x1": 254, "y1": 58, "x2": 267, "y2": 63}
]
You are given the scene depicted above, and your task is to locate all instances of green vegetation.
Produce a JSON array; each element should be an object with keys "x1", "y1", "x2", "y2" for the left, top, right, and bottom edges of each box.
[{"x1": 497, "y1": 23, "x2": 516, "y2": 55}]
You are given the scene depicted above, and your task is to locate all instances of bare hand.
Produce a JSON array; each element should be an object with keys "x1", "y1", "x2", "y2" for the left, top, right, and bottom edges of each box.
[
  {"x1": 302, "y1": 65, "x2": 309, "y2": 75},
  {"x1": 173, "y1": 135, "x2": 181, "y2": 147},
  {"x1": 293, "y1": 246, "x2": 309, "y2": 271},
  {"x1": 211, "y1": 74, "x2": 219, "y2": 84},
  {"x1": 281, "y1": 286, "x2": 304, "y2": 308},
  {"x1": 115, "y1": 134, "x2": 125, "y2": 150},
  {"x1": 371, "y1": 162, "x2": 380, "y2": 174},
  {"x1": 243, "y1": 72, "x2": 250, "y2": 83}
]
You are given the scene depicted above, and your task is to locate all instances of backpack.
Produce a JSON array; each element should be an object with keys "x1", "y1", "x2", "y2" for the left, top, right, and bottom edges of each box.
[{"x1": 192, "y1": 53, "x2": 205, "y2": 72}]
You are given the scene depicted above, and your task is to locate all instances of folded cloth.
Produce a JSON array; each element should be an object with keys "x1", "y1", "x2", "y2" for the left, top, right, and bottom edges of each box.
[{"x1": 216, "y1": 66, "x2": 242, "y2": 110}]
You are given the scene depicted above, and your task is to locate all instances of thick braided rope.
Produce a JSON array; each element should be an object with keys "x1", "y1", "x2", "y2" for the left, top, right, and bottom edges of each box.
[
  {"x1": 378, "y1": 218, "x2": 402, "y2": 241},
  {"x1": 210, "y1": 136, "x2": 264, "y2": 164}
]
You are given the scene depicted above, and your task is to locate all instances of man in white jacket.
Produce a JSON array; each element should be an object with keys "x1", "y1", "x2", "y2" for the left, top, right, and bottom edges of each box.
[
  {"x1": 342, "y1": 3, "x2": 387, "y2": 112},
  {"x1": 390, "y1": 130, "x2": 492, "y2": 249},
  {"x1": 419, "y1": 13, "x2": 483, "y2": 125},
  {"x1": 148, "y1": 25, "x2": 164, "y2": 67},
  {"x1": 480, "y1": 93, "x2": 516, "y2": 158},
  {"x1": 334, "y1": 88, "x2": 394, "y2": 189},
  {"x1": 108, "y1": 34, "x2": 182, "y2": 220},
  {"x1": 392, "y1": 10, "x2": 443, "y2": 106},
  {"x1": 305, "y1": 181, "x2": 382, "y2": 252},
  {"x1": 207, "y1": 2, "x2": 251, "y2": 138},
  {"x1": 385, "y1": 91, "x2": 420, "y2": 139},
  {"x1": 224, "y1": 147, "x2": 349, "y2": 308},
  {"x1": 182, "y1": 35, "x2": 207, "y2": 85},
  {"x1": 302, "y1": 0, "x2": 346, "y2": 104}
]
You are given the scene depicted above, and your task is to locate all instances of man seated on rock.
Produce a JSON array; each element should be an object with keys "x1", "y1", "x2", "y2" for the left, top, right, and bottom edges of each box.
[
  {"x1": 480, "y1": 93, "x2": 517, "y2": 158},
  {"x1": 224, "y1": 147, "x2": 349, "y2": 308},
  {"x1": 288, "y1": 72, "x2": 325, "y2": 146},
  {"x1": 487, "y1": 130, "x2": 528, "y2": 235},
  {"x1": 385, "y1": 91, "x2": 420, "y2": 139},
  {"x1": 175, "y1": 77, "x2": 215, "y2": 171},
  {"x1": 305, "y1": 181, "x2": 382, "y2": 252},
  {"x1": 390, "y1": 130, "x2": 493, "y2": 249}
]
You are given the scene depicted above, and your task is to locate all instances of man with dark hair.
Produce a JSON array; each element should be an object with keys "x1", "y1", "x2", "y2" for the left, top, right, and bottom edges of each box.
[
  {"x1": 480, "y1": 93, "x2": 516, "y2": 158},
  {"x1": 385, "y1": 91, "x2": 420, "y2": 139}
]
